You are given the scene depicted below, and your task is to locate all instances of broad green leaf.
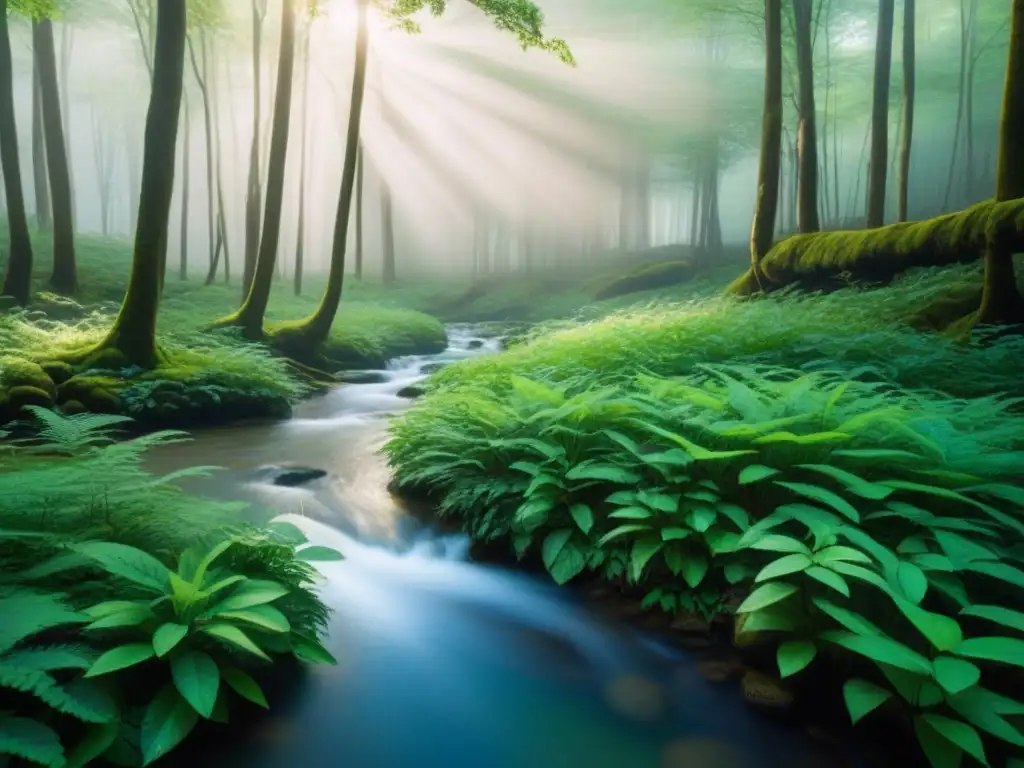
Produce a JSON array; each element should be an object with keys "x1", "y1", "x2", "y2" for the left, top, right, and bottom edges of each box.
[
  {"x1": 514, "y1": 497, "x2": 556, "y2": 531},
  {"x1": 796, "y1": 464, "x2": 893, "y2": 500},
  {"x1": 606, "y1": 489, "x2": 638, "y2": 505},
  {"x1": 755, "y1": 554, "x2": 812, "y2": 582},
  {"x1": 510, "y1": 460, "x2": 543, "y2": 476},
  {"x1": 542, "y1": 529, "x2": 573, "y2": 570},
  {"x1": 919, "y1": 715, "x2": 988, "y2": 765},
  {"x1": 597, "y1": 524, "x2": 650, "y2": 546},
  {"x1": 738, "y1": 464, "x2": 779, "y2": 484},
  {"x1": 746, "y1": 534, "x2": 810, "y2": 554},
  {"x1": 198, "y1": 575, "x2": 246, "y2": 600},
  {"x1": 736, "y1": 582, "x2": 799, "y2": 613},
  {"x1": 966, "y1": 561, "x2": 1024, "y2": 590},
  {"x1": 638, "y1": 490, "x2": 678, "y2": 512},
  {"x1": 682, "y1": 490, "x2": 717, "y2": 504},
  {"x1": 724, "y1": 561, "x2": 752, "y2": 584},
  {"x1": 565, "y1": 462, "x2": 640, "y2": 484},
  {"x1": 685, "y1": 505, "x2": 717, "y2": 533},
  {"x1": 86, "y1": 603, "x2": 154, "y2": 630},
  {"x1": 608, "y1": 506, "x2": 653, "y2": 520},
  {"x1": 296, "y1": 546, "x2": 344, "y2": 562},
  {"x1": 73, "y1": 542, "x2": 171, "y2": 594},
  {"x1": 200, "y1": 624, "x2": 270, "y2": 660},
  {"x1": 85, "y1": 643, "x2": 156, "y2": 678},
  {"x1": 933, "y1": 657, "x2": 981, "y2": 695},
  {"x1": 821, "y1": 630, "x2": 932, "y2": 674},
  {"x1": 964, "y1": 483, "x2": 1024, "y2": 507},
  {"x1": 960, "y1": 604, "x2": 1024, "y2": 633},
  {"x1": 153, "y1": 623, "x2": 189, "y2": 658},
  {"x1": 266, "y1": 519, "x2": 308, "y2": 545},
  {"x1": 569, "y1": 504, "x2": 593, "y2": 534},
  {"x1": 813, "y1": 546, "x2": 871, "y2": 564},
  {"x1": 934, "y1": 531, "x2": 998, "y2": 567},
  {"x1": 843, "y1": 678, "x2": 893, "y2": 725},
  {"x1": 894, "y1": 597, "x2": 964, "y2": 652},
  {"x1": 65, "y1": 723, "x2": 120, "y2": 768},
  {"x1": 703, "y1": 528, "x2": 739, "y2": 554},
  {"x1": 895, "y1": 561, "x2": 928, "y2": 604},
  {"x1": 774, "y1": 481, "x2": 860, "y2": 522},
  {"x1": 207, "y1": 580, "x2": 289, "y2": 613},
  {"x1": 804, "y1": 565, "x2": 850, "y2": 596},
  {"x1": 956, "y1": 637, "x2": 1024, "y2": 668},
  {"x1": 0, "y1": 717, "x2": 64, "y2": 767},
  {"x1": 140, "y1": 686, "x2": 199, "y2": 766},
  {"x1": 219, "y1": 605, "x2": 291, "y2": 634},
  {"x1": 630, "y1": 539, "x2": 664, "y2": 581},
  {"x1": 777, "y1": 641, "x2": 816, "y2": 678},
  {"x1": 84, "y1": 600, "x2": 147, "y2": 619},
  {"x1": 547, "y1": 541, "x2": 586, "y2": 585},
  {"x1": 834, "y1": 449, "x2": 925, "y2": 462},
  {"x1": 630, "y1": 418, "x2": 756, "y2": 461},
  {"x1": 292, "y1": 636, "x2": 337, "y2": 665},
  {"x1": 191, "y1": 539, "x2": 235, "y2": 588},
  {"x1": 739, "y1": 607, "x2": 795, "y2": 633},
  {"x1": 948, "y1": 687, "x2": 1024, "y2": 747},
  {"x1": 660, "y1": 526, "x2": 690, "y2": 541},
  {"x1": 914, "y1": 717, "x2": 964, "y2": 768},
  {"x1": 716, "y1": 502, "x2": 750, "y2": 531},
  {"x1": 170, "y1": 651, "x2": 220, "y2": 719},
  {"x1": 680, "y1": 554, "x2": 708, "y2": 588},
  {"x1": 525, "y1": 473, "x2": 563, "y2": 497},
  {"x1": 221, "y1": 666, "x2": 268, "y2": 708},
  {"x1": 754, "y1": 430, "x2": 850, "y2": 445}
]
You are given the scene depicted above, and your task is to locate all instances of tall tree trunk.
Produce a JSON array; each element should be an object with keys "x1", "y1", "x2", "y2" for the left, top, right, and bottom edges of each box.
[
  {"x1": 187, "y1": 32, "x2": 216, "y2": 284},
  {"x1": 31, "y1": 57, "x2": 49, "y2": 231},
  {"x1": 59, "y1": 23, "x2": 75, "y2": 229},
  {"x1": 291, "y1": 0, "x2": 369, "y2": 345},
  {"x1": 689, "y1": 175, "x2": 700, "y2": 246},
  {"x1": 96, "y1": 0, "x2": 186, "y2": 367},
  {"x1": 214, "y1": 44, "x2": 231, "y2": 284},
  {"x1": 635, "y1": 158, "x2": 650, "y2": 250},
  {"x1": 897, "y1": 0, "x2": 915, "y2": 222},
  {"x1": 92, "y1": 107, "x2": 113, "y2": 237},
  {"x1": 865, "y1": 0, "x2": 895, "y2": 228},
  {"x1": 354, "y1": 142, "x2": 364, "y2": 279},
  {"x1": 0, "y1": 0, "x2": 34, "y2": 304},
  {"x1": 243, "y1": 0, "x2": 267, "y2": 299},
  {"x1": 749, "y1": 0, "x2": 783, "y2": 283},
  {"x1": 179, "y1": 95, "x2": 190, "y2": 280},
  {"x1": 943, "y1": 0, "x2": 970, "y2": 211},
  {"x1": 964, "y1": 0, "x2": 979, "y2": 202},
  {"x1": 126, "y1": 123, "x2": 141, "y2": 234},
  {"x1": 976, "y1": 0, "x2": 1024, "y2": 325},
  {"x1": 228, "y1": 0, "x2": 296, "y2": 338},
  {"x1": 294, "y1": 18, "x2": 310, "y2": 297},
  {"x1": 34, "y1": 20, "x2": 76, "y2": 295},
  {"x1": 381, "y1": 181, "x2": 396, "y2": 284},
  {"x1": 793, "y1": 0, "x2": 820, "y2": 233}
]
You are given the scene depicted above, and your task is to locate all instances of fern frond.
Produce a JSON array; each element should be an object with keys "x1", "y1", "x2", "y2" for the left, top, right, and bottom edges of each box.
[
  {"x1": 2, "y1": 645, "x2": 100, "y2": 673},
  {"x1": 0, "y1": 663, "x2": 116, "y2": 724},
  {"x1": 0, "y1": 715, "x2": 65, "y2": 767},
  {"x1": 0, "y1": 592, "x2": 89, "y2": 654}
]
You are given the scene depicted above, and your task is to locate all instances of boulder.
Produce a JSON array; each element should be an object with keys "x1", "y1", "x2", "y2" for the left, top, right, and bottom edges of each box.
[
  {"x1": 396, "y1": 384, "x2": 426, "y2": 399},
  {"x1": 7, "y1": 385, "x2": 55, "y2": 411},
  {"x1": 40, "y1": 360, "x2": 74, "y2": 385},
  {"x1": 740, "y1": 669, "x2": 794, "y2": 713},
  {"x1": 418, "y1": 362, "x2": 448, "y2": 375},
  {"x1": 1, "y1": 358, "x2": 56, "y2": 397},
  {"x1": 269, "y1": 467, "x2": 328, "y2": 487},
  {"x1": 338, "y1": 370, "x2": 390, "y2": 385},
  {"x1": 467, "y1": 339, "x2": 484, "y2": 349}
]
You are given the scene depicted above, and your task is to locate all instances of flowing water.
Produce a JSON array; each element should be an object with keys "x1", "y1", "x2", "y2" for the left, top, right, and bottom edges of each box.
[{"x1": 148, "y1": 327, "x2": 854, "y2": 768}]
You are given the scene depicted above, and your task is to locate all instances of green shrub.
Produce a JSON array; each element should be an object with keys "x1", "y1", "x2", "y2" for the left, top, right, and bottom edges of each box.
[{"x1": 386, "y1": 366, "x2": 1024, "y2": 766}]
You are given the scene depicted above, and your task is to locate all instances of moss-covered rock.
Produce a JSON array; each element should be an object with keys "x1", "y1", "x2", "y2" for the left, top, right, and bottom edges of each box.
[
  {"x1": 61, "y1": 399, "x2": 87, "y2": 415},
  {"x1": 594, "y1": 259, "x2": 697, "y2": 300},
  {"x1": 0, "y1": 357, "x2": 57, "y2": 397},
  {"x1": 79, "y1": 347, "x2": 129, "y2": 373},
  {"x1": 740, "y1": 669, "x2": 794, "y2": 712},
  {"x1": 27, "y1": 292, "x2": 87, "y2": 321},
  {"x1": 7, "y1": 385, "x2": 55, "y2": 411},
  {"x1": 57, "y1": 375, "x2": 123, "y2": 413},
  {"x1": 39, "y1": 360, "x2": 75, "y2": 385},
  {"x1": 728, "y1": 198, "x2": 1024, "y2": 295}
]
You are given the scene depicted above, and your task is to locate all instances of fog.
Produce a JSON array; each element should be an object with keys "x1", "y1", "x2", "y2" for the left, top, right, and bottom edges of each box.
[{"x1": 2, "y1": 0, "x2": 1010, "y2": 278}]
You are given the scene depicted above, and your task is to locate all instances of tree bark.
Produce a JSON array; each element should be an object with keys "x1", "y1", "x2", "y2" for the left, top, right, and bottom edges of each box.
[
  {"x1": 749, "y1": 0, "x2": 783, "y2": 282},
  {"x1": 187, "y1": 32, "x2": 216, "y2": 284},
  {"x1": 943, "y1": 0, "x2": 970, "y2": 211},
  {"x1": 381, "y1": 181, "x2": 396, "y2": 284},
  {"x1": 34, "y1": 20, "x2": 76, "y2": 295},
  {"x1": 294, "y1": 18, "x2": 310, "y2": 297},
  {"x1": 793, "y1": 0, "x2": 820, "y2": 233},
  {"x1": 897, "y1": 0, "x2": 915, "y2": 222},
  {"x1": 179, "y1": 95, "x2": 189, "y2": 280},
  {"x1": 865, "y1": 0, "x2": 895, "y2": 229},
  {"x1": 92, "y1": 107, "x2": 114, "y2": 237},
  {"x1": 243, "y1": 0, "x2": 267, "y2": 299},
  {"x1": 31, "y1": 56, "x2": 49, "y2": 232},
  {"x1": 0, "y1": 0, "x2": 34, "y2": 304},
  {"x1": 354, "y1": 142, "x2": 364, "y2": 279},
  {"x1": 286, "y1": 0, "x2": 369, "y2": 346},
  {"x1": 59, "y1": 23, "x2": 75, "y2": 229},
  {"x1": 96, "y1": 0, "x2": 186, "y2": 367}
]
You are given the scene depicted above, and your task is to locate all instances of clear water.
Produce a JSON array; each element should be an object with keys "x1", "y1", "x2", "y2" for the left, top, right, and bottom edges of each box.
[{"x1": 149, "y1": 328, "x2": 850, "y2": 768}]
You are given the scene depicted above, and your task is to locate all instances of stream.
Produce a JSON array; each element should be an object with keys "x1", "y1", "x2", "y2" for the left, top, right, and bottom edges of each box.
[{"x1": 148, "y1": 327, "x2": 856, "y2": 768}]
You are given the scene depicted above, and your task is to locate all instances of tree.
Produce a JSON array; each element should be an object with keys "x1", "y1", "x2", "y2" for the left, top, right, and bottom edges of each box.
[
  {"x1": 294, "y1": 13, "x2": 311, "y2": 296},
  {"x1": 187, "y1": 29, "x2": 216, "y2": 282},
  {"x1": 0, "y1": 0, "x2": 34, "y2": 304},
  {"x1": 749, "y1": 0, "x2": 783, "y2": 283},
  {"x1": 897, "y1": 0, "x2": 915, "y2": 222},
  {"x1": 243, "y1": 0, "x2": 268, "y2": 297},
  {"x1": 31, "y1": 55, "x2": 49, "y2": 231},
  {"x1": 381, "y1": 180, "x2": 395, "y2": 284},
  {"x1": 975, "y1": 0, "x2": 1023, "y2": 325},
  {"x1": 220, "y1": 0, "x2": 298, "y2": 338},
  {"x1": 178, "y1": 94, "x2": 190, "y2": 279},
  {"x1": 34, "y1": 18, "x2": 76, "y2": 294},
  {"x1": 87, "y1": 0, "x2": 187, "y2": 367},
  {"x1": 792, "y1": 0, "x2": 819, "y2": 233},
  {"x1": 354, "y1": 142, "x2": 364, "y2": 280},
  {"x1": 865, "y1": 0, "x2": 894, "y2": 229}
]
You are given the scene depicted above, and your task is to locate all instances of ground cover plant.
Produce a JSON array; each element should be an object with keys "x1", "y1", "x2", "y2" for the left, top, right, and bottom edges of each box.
[{"x1": 0, "y1": 408, "x2": 340, "y2": 767}]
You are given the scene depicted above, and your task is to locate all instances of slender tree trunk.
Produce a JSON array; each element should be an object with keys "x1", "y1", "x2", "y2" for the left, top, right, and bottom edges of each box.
[
  {"x1": 126, "y1": 123, "x2": 141, "y2": 234},
  {"x1": 34, "y1": 20, "x2": 76, "y2": 295},
  {"x1": 689, "y1": 175, "x2": 700, "y2": 246},
  {"x1": 292, "y1": 0, "x2": 369, "y2": 345},
  {"x1": 381, "y1": 181, "x2": 396, "y2": 284},
  {"x1": 897, "y1": 0, "x2": 915, "y2": 222},
  {"x1": 59, "y1": 24, "x2": 75, "y2": 229},
  {"x1": 187, "y1": 33, "x2": 216, "y2": 284},
  {"x1": 635, "y1": 157, "x2": 650, "y2": 250},
  {"x1": 0, "y1": 0, "x2": 33, "y2": 304},
  {"x1": 964, "y1": 0, "x2": 979, "y2": 203},
  {"x1": 31, "y1": 57, "x2": 49, "y2": 232},
  {"x1": 215, "y1": 46, "x2": 231, "y2": 284},
  {"x1": 97, "y1": 0, "x2": 186, "y2": 367},
  {"x1": 749, "y1": 0, "x2": 783, "y2": 282},
  {"x1": 294, "y1": 18, "x2": 310, "y2": 297},
  {"x1": 243, "y1": 0, "x2": 266, "y2": 299},
  {"x1": 92, "y1": 107, "x2": 113, "y2": 237},
  {"x1": 943, "y1": 0, "x2": 970, "y2": 211},
  {"x1": 354, "y1": 142, "x2": 364, "y2": 279},
  {"x1": 976, "y1": 0, "x2": 1024, "y2": 325},
  {"x1": 793, "y1": 0, "x2": 820, "y2": 233},
  {"x1": 865, "y1": 0, "x2": 895, "y2": 228},
  {"x1": 229, "y1": 0, "x2": 296, "y2": 338},
  {"x1": 179, "y1": 95, "x2": 189, "y2": 280}
]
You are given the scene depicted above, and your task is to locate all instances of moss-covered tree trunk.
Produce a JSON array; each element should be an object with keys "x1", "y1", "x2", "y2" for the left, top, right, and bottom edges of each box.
[
  {"x1": 243, "y1": 0, "x2": 266, "y2": 299},
  {"x1": 897, "y1": 0, "x2": 915, "y2": 222},
  {"x1": 381, "y1": 180, "x2": 396, "y2": 284},
  {"x1": 0, "y1": 0, "x2": 33, "y2": 305},
  {"x1": 976, "y1": 0, "x2": 1024, "y2": 325},
  {"x1": 179, "y1": 95, "x2": 190, "y2": 280},
  {"x1": 749, "y1": 0, "x2": 783, "y2": 281},
  {"x1": 31, "y1": 58, "x2": 50, "y2": 232},
  {"x1": 226, "y1": 0, "x2": 296, "y2": 339},
  {"x1": 793, "y1": 0, "x2": 820, "y2": 234},
  {"x1": 294, "y1": 18, "x2": 310, "y2": 297},
  {"x1": 94, "y1": 0, "x2": 186, "y2": 368},
  {"x1": 277, "y1": 0, "x2": 368, "y2": 348},
  {"x1": 34, "y1": 20, "x2": 76, "y2": 295},
  {"x1": 865, "y1": 0, "x2": 895, "y2": 229},
  {"x1": 354, "y1": 142, "x2": 364, "y2": 280}
]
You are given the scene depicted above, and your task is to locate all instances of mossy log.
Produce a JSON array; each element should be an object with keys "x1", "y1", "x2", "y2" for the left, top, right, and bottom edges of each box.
[{"x1": 728, "y1": 198, "x2": 1024, "y2": 295}]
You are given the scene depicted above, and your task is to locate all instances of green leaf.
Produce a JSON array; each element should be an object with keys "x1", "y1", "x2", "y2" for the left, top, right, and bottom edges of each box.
[
  {"x1": 638, "y1": 490, "x2": 679, "y2": 512},
  {"x1": 812, "y1": 598, "x2": 882, "y2": 636},
  {"x1": 956, "y1": 637, "x2": 1024, "y2": 668},
  {"x1": 747, "y1": 534, "x2": 810, "y2": 554},
  {"x1": 774, "y1": 481, "x2": 860, "y2": 522},
  {"x1": 292, "y1": 636, "x2": 337, "y2": 665},
  {"x1": 140, "y1": 685, "x2": 199, "y2": 766},
  {"x1": 170, "y1": 651, "x2": 220, "y2": 719},
  {"x1": 895, "y1": 561, "x2": 929, "y2": 604},
  {"x1": 266, "y1": 519, "x2": 308, "y2": 545},
  {"x1": 660, "y1": 526, "x2": 690, "y2": 541},
  {"x1": 219, "y1": 605, "x2": 291, "y2": 634},
  {"x1": 565, "y1": 462, "x2": 640, "y2": 484},
  {"x1": 608, "y1": 506, "x2": 653, "y2": 520},
  {"x1": 630, "y1": 418, "x2": 756, "y2": 461},
  {"x1": 804, "y1": 565, "x2": 850, "y2": 596},
  {"x1": 221, "y1": 666, "x2": 268, "y2": 709},
  {"x1": 919, "y1": 715, "x2": 988, "y2": 766},
  {"x1": 738, "y1": 464, "x2": 779, "y2": 484},
  {"x1": 191, "y1": 539, "x2": 235, "y2": 587},
  {"x1": 933, "y1": 657, "x2": 981, "y2": 695},
  {"x1": 813, "y1": 546, "x2": 871, "y2": 564},
  {"x1": 65, "y1": 723, "x2": 120, "y2": 768},
  {"x1": 0, "y1": 717, "x2": 65, "y2": 767},
  {"x1": 569, "y1": 504, "x2": 593, "y2": 534},
  {"x1": 73, "y1": 541, "x2": 171, "y2": 594},
  {"x1": 716, "y1": 502, "x2": 750, "y2": 531},
  {"x1": 755, "y1": 554, "x2": 812, "y2": 582},
  {"x1": 296, "y1": 546, "x2": 344, "y2": 562},
  {"x1": 914, "y1": 717, "x2": 964, "y2": 768},
  {"x1": 86, "y1": 603, "x2": 155, "y2": 630},
  {"x1": 597, "y1": 524, "x2": 650, "y2": 546},
  {"x1": 207, "y1": 580, "x2": 289, "y2": 613},
  {"x1": 736, "y1": 582, "x2": 799, "y2": 613},
  {"x1": 821, "y1": 630, "x2": 932, "y2": 674},
  {"x1": 754, "y1": 430, "x2": 850, "y2": 445},
  {"x1": 948, "y1": 687, "x2": 1024, "y2": 747},
  {"x1": 894, "y1": 597, "x2": 964, "y2": 652},
  {"x1": 200, "y1": 624, "x2": 270, "y2": 661},
  {"x1": 605, "y1": 489, "x2": 638, "y2": 505},
  {"x1": 684, "y1": 505, "x2": 717, "y2": 533},
  {"x1": 542, "y1": 529, "x2": 573, "y2": 569},
  {"x1": 153, "y1": 623, "x2": 189, "y2": 658},
  {"x1": 85, "y1": 643, "x2": 156, "y2": 678},
  {"x1": 630, "y1": 539, "x2": 664, "y2": 581},
  {"x1": 796, "y1": 464, "x2": 893, "y2": 500},
  {"x1": 198, "y1": 574, "x2": 246, "y2": 600},
  {"x1": 960, "y1": 604, "x2": 1024, "y2": 633},
  {"x1": 724, "y1": 561, "x2": 752, "y2": 584},
  {"x1": 843, "y1": 678, "x2": 894, "y2": 725},
  {"x1": 777, "y1": 641, "x2": 816, "y2": 678},
  {"x1": 83, "y1": 600, "x2": 147, "y2": 619},
  {"x1": 680, "y1": 554, "x2": 708, "y2": 588}
]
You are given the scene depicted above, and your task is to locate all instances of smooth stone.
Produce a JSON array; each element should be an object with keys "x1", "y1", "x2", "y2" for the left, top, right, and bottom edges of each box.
[
  {"x1": 338, "y1": 370, "x2": 390, "y2": 384},
  {"x1": 267, "y1": 466, "x2": 328, "y2": 487},
  {"x1": 419, "y1": 362, "x2": 448, "y2": 375},
  {"x1": 467, "y1": 339, "x2": 484, "y2": 349},
  {"x1": 396, "y1": 384, "x2": 426, "y2": 399}
]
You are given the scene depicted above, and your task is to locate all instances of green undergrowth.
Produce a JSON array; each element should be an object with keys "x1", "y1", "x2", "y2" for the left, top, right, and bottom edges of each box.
[
  {"x1": 0, "y1": 408, "x2": 341, "y2": 767},
  {"x1": 386, "y1": 365, "x2": 1024, "y2": 767},
  {"x1": 425, "y1": 265, "x2": 1024, "y2": 401}
]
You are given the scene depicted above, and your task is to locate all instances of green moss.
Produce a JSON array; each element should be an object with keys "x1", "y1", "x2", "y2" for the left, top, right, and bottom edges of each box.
[
  {"x1": 728, "y1": 198, "x2": 1024, "y2": 295},
  {"x1": 0, "y1": 357, "x2": 56, "y2": 396},
  {"x1": 39, "y1": 360, "x2": 74, "y2": 384},
  {"x1": 57, "y1": 375, "x2": 123, "y2": 413},
  {"x1": 593, "y1": 259, "x2": 697, "y2": 300},
  {"x1": 61, "y1": 399, "x2": 86, "y2": 415},
  {"x1": 7, "y1": 385, "x2": 55, "y2": 410}
]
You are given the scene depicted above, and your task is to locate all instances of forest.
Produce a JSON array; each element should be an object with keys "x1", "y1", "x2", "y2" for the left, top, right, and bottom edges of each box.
[{"x1": 1, "y1": 0, "x2": 1023, "y2": 766}]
